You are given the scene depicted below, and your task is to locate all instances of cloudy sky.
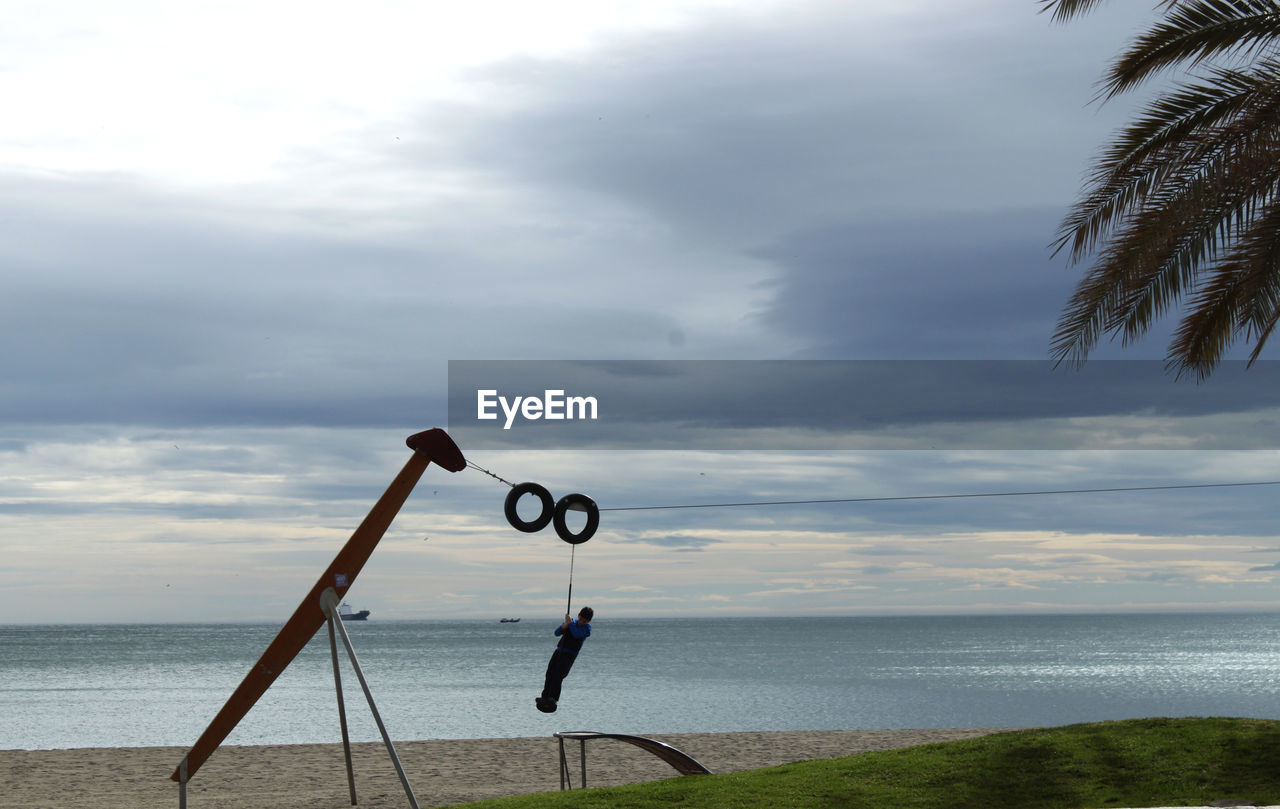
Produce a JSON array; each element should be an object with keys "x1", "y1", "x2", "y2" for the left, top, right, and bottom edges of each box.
[{"x1": 6, "y1": 0, "x2": 1280, "y2": 623}]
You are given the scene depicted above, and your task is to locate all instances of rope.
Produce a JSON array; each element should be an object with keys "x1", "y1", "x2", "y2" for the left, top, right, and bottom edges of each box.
[{"x1": 565, "y1": 544, "x2": 575, "y2": 616}]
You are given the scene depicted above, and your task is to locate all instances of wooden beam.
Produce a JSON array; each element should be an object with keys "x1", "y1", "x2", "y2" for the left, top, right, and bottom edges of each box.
[{"x1": 172, "y1": 429, "x2": 464, "y2": 782}]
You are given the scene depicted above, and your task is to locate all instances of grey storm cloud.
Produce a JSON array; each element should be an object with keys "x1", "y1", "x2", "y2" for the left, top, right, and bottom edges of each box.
[
  {"x1": 2, "y1": 1, "x2": 1237, "y2": 437},
  {"x1": 755, "y1": 210, "x2": 1081, "y2": 360},
  {"x1": 436, "y1": 1, "x2": 1136, "y2": 239}
]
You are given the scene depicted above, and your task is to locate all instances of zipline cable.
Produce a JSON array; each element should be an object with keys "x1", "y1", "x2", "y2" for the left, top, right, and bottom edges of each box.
[
  {"x1": 465, "y1": 458, "x2": 1280, "y2": 513},
  {"x1": 597, "y1": 480, "x2": 1280, "y2": 512},
  {"x1": 468, "y1": 464, "x2": 1279, "y2": 609}
]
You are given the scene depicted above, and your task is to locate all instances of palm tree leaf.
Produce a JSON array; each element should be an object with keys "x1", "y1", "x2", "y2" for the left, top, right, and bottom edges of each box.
[
  {"x1": 1102, "y1": 0, "x2": 1280, "y2": 99},
  {"x1": 1245, "y1": 296, "x2": 1280, "y2": 363},
  {"x1": 1107, "y1": 137, "x2": 1280, "y2": 336},
  {"x1": 1039, "y1": 0, "x2": 1185, "y2": 23},
  {"x1": 1039, "y1": 0, "x2": 1115, "y2": 23},
  {"x1": 1170, "y1": 201, "x2": 1280, "y2": 375},
  {"x1": 1052, "y1": 101, "x2": 1280, "y2": 365},
  {"x1": 1048, "y1": 0, "x2": 1280, "y2": 371},
  {"x1": 1054, "y1": 63, "x2": 1280, "y2": 261}
]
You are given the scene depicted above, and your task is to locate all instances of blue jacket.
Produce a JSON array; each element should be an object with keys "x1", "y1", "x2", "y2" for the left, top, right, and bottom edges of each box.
[{"x1": 554, "y1": 619, "x2": 591, "y2": 657}]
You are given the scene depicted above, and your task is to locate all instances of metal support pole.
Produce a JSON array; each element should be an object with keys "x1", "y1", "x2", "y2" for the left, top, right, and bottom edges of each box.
[
  {"x1": 328, "y1": 613, "x2": 359, "y2": 805},
  {"x1": 178, "y1": 755, "x2": 188, "y2": 809},
  {"x1": 322, "y1": 589, "x2": 421, "y2": 809},
  {"x1": 557, "y1": 735, "x2": 569, "y2": 790},
  {"x1": 579, "y1": 738, "x2": 588, "y2": 789}
]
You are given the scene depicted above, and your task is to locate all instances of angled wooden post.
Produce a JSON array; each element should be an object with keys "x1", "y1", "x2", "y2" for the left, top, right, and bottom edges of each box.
[{"x1": 172, "y1": 429, "x2": 465, "y2": 787}]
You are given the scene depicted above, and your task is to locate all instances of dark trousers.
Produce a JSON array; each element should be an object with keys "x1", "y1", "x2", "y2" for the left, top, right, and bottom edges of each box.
[{"x1": 541, "y1": 650, "x2": 576, "y2": 703}]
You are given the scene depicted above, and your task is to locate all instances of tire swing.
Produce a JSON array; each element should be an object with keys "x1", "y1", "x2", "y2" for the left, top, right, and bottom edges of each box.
[
  {"x1": 554, "y1": 493, "x2": 598, "y2": 627},
  {"x1": 553, "y1": 493, "x2": 599, "y2": 545},
  {"x1": 502, "y1": 484, "x2": 598, "y2": 545},
  {"x1": 504, "y1": 482, "x2": 555, "y2": 533},
  {"x1": 502, "y1": 483, "x2": 599, "y2": 611},
  {"x1": 502, "y1": 483, "x2": 599, "y2": 716}
]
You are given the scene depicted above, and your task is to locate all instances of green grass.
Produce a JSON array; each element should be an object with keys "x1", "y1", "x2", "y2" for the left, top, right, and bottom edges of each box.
[{"x1": 454, "y1": 718, "x2": 1280, "y2": 809}]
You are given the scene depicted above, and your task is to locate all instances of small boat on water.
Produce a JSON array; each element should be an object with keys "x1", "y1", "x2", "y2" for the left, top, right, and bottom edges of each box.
[
  {"x1": 499, "y1": 617, "x2": 521, "y2": 623},
  {"x1": 339, "y1": 602, "x2": 370, "y2": 621}
]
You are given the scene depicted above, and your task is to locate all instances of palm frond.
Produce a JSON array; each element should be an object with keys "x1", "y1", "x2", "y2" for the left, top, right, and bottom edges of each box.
[
  {"x1": 1169, "y1": 200, "x2": 1280, "y2": 376},
  {"x1": 1054, "y1": 63, "x2": 1280, "y2": 262},
  {"x1": 1051, "y1": 261, "x2": 1126, "y2": 367},
  {"x1": 1039, "y1": 0, "x2": 1115, "y2": 23},
  {"x1": 1049, "y1": 0, "x2": 1280, "y2": 371},
  {"x1": 1051, "y1": 89, "x2": 1280, "y2": 366},
  {"x1": 1245, "y1": 294, "x2": 1280, "y2": 362},
  {"x1": 1101, "y1": 0, "x2": 1280, "y2": 99},
  {"x1": 1093, "y1": 142, "x2": 1280, "y2": 340}
]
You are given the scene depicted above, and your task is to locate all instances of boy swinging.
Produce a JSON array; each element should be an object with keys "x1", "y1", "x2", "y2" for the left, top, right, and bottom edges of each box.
[{"x1": 535, "y1": 606, "x2": 593, "y2": 713}]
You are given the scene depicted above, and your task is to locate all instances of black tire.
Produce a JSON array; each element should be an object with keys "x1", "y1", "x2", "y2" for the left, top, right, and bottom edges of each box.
[
  {"x1": 505, "y1": 482, "x2": 555, "y2": 533},
  {"x1": 553, "y1": 493, "x2": 599, "y2": 544}
]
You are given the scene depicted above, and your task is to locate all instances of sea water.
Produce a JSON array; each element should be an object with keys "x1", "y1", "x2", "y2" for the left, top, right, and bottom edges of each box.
[{"x1": 4, "y1": 613, "x2": 1280, "y2": 750}]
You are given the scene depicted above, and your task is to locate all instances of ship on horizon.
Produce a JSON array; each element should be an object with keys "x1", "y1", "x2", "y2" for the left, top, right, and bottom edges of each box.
[{"x1": 339, "y1": 602, "x2": 370, "y2": 621}]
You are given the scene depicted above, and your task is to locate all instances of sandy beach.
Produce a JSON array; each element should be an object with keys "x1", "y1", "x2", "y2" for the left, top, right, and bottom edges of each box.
[{"x1": 0, "y1": 729, "x2": 1005, "y2": 809}]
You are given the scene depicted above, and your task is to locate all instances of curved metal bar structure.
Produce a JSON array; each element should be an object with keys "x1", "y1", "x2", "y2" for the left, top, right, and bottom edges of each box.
[{"x1": 555, "y1": 731, "x2": 712, "y2": 790}]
